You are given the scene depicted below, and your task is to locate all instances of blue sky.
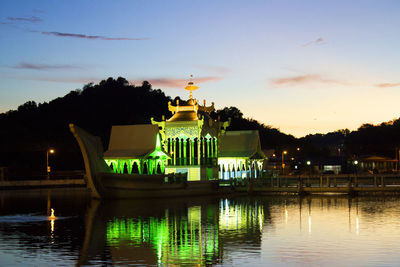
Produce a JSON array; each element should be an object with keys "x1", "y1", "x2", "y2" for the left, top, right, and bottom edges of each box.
[{"x1": 1, "y1": 0, "x2": 399, "y2": 137}]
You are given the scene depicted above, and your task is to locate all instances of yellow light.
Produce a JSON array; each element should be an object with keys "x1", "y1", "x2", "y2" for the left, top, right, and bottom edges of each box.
[
  {"x1": 297, "y1": 147, "x2": 300, "y2": 151},
  {"x1": 49, "y1": 208, "x2": 56, "y2": 219},
  {"x1": 272, "y1": 154, "x2": 276, "y2": 157},
  {"x1": 49, "y1": 149, "x2": 55, "y2": 154},
  {"x1": 283, "y1": 151, "x2": 287, "y2": 155}
]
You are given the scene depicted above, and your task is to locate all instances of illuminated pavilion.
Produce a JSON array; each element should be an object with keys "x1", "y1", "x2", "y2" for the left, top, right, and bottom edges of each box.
[{"x1": 104, "y1": 80, "x2": 266, "y2": 180}]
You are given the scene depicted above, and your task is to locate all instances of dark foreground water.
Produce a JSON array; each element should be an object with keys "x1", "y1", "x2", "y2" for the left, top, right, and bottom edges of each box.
[{"x1": 0, "y1": 189, "x2": 400, "y2": 266}]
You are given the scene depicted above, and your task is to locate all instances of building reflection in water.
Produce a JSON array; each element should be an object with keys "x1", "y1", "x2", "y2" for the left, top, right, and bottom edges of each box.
[
  {"x1": 106, "y1": 206, "x2": 220, "y2": 265},
  {"x1": 91, "y1": 198, "x2": 266, "y2": 266}
]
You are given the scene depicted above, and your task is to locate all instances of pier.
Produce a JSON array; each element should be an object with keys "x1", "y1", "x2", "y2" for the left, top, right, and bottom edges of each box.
[{"x1": 231, "y1": 174, "x2": 400, "y2": 195}]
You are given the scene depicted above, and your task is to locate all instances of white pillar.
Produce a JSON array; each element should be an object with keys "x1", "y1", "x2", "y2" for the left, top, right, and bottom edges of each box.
[
  {"x1": 197, "y1": 138, "x2": 201, "y2": 165},
  {"x1": 173, "y1": 139, "x2": 176, "y2": 165},
  {"x1": 189, "y1": 139, "x2": 192, "y2": 165}
]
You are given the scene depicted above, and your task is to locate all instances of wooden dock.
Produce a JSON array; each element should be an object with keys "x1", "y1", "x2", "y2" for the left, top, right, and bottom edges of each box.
[{"x1": 231, "y1": 174, "x2": 400, "y2": 195}]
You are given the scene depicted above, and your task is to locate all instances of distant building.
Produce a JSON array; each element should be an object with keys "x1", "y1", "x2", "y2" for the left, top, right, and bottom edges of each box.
[
  {"x1": 357, "y1": 156, "x2": 398, "y2": 173},
  {"x1": 103, "y1": 79, "x2": 265, "y2": 180}
]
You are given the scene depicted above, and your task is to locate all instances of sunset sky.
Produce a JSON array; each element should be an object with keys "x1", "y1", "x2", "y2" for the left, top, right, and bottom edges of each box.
[{"x1": 1, "y1": 0, "x2": 399, "y2": 137}]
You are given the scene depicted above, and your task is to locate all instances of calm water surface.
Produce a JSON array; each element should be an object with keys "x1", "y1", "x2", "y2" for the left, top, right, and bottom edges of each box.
[{"x1": 0, "y1": 188, "x2": 400, "y2": 266}]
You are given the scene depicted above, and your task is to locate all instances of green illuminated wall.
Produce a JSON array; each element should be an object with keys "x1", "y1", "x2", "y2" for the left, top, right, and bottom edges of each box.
[{"x1": 105, "y1": 158, "x2": 166, "y2": 175}]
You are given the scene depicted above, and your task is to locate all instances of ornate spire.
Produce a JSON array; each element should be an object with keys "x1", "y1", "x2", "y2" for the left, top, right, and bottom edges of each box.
[{"x1": 184, "y1": 75, "x2": 199, "y2": 100}]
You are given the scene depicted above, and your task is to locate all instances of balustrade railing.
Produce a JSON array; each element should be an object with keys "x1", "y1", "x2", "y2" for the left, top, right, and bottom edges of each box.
[{"x1": 223, "y1": 174, "x2": 400, "y2": 191}]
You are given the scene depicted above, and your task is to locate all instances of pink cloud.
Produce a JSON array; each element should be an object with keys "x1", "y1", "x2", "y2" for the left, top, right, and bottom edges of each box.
[
  {"x1": 271, "y1": 74, "x2": 349, "y2": 87},
  {"x1": 375, "y1": 83, "x2": 400, "y2": 88}
]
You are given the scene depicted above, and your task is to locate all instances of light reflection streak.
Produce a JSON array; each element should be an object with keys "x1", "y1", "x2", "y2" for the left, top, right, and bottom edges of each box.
[
  {"x1": 356, "y1": 215, "x2": 360, "y2": 235},
  {"x1": 48, "y1": 208, "x2": 56, "y2": 243},
  {"x1": 285, "y1": 206, "x2": 288, "y2": 225},
  {"x1": 356, "y1": 199, "x2": 360, "y2": 235},
  {"x1": 308, "y1": 199, "x2": 312, "y2": 233},
  {"x1": 348, "y1": 198, "x2": 352, "y2": 233}
]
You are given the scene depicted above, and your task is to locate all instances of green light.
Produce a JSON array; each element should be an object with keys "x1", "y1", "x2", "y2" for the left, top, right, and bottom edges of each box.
[
  {"x1": 106, "y1": 206, "x2": 219, "y2": 265},
  {"x1": 105, "y1": 135, "x2": 170, "y2": 174}
]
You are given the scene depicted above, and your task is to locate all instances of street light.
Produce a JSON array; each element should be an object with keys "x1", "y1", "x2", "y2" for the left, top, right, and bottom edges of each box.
[
  {"x1": 46, "y1": 148, "x2": 55, "y2": 179},
  {"x1": 306, "y1": 160, "x2": 311, "y2": 186},
  {"x1": 282, "y1": 150, "x2": 287, "y2": 175},
  {"x1": 353, "y1": 160, "x2": 359, "y2": 176}
]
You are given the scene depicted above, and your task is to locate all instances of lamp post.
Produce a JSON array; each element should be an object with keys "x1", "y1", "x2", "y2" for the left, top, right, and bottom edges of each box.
[
  {"x1": 353, "y1": 160, "x2": 358, "y2": 175},
  {"x1": 46, "y1": 148, "x2": 55, "y2": 179},
  {"x1": 282, "y1": 150, "x2": 287, "y2": 175},
  {"x1": 306, "y1": 160, "x2": 311, "y2": 186}
]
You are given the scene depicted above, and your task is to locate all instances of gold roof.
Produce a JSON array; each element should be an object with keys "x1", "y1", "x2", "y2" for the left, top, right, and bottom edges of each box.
[{"x1": 167, "y1": 110, "x2": 198, "y2": 122}]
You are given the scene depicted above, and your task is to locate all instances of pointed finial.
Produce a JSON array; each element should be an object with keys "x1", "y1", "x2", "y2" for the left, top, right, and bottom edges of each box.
[{"x1": 184, "y1": 75, "x2": 199, "y2": 99}]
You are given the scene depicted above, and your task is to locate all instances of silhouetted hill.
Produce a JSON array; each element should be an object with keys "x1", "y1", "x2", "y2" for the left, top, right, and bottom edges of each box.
[
  {"x1": 0, "y1": 77, "x2": 293, "y2": 173},
  {"x1": 299, "y1": 119, "x2": 400, "y2": 159}
]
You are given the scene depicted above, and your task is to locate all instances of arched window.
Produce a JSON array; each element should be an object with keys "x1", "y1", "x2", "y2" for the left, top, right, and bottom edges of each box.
[
  {"x1": 132, "y1": 162, "x2": 139, "y2": 174},
  {"x1": 123, "y1": 163, "x2": 128, "y2": 174},
  {"x1": 157, "y1": 162, "x2": 162, "y2": 174}
]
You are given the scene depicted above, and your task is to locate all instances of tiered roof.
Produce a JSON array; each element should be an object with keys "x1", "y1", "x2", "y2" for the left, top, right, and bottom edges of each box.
[{"x1": 219, "y1": 130, "x2": 266, "y2": 159}]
